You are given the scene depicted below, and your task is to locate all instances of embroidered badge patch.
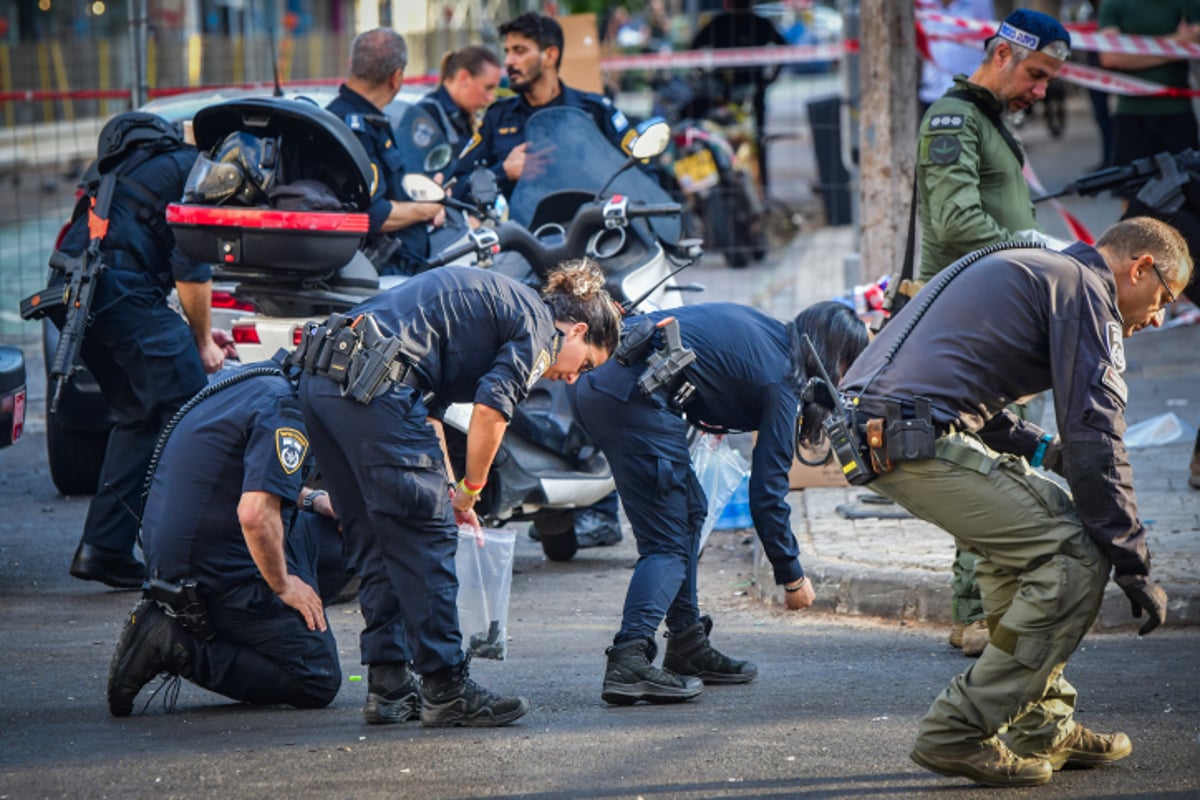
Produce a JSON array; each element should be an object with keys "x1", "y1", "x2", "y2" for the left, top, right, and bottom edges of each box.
[
  {"x1": 412, "y1": 119, "x2": 436, "y2": 149},
  {"x1": 275, "y1": 428, "x2": 309, "y2": 475},
  {"x1": 928, "y1": 114, "x2": 965, "y2": 131},
  {"x1": 1105, "y1": 322, "x2": 1125, "y2": 372},
  {"x1": 527, "y1": 349, "x2": 551, "y2": 389},
  {"x1": 611, "y1": 110, "x2": 629, "y2": 132},
  {"x1": 928, "y1": 134, "x2": 962, "y2": 165},
  {"x1": 1100, "y1": 365, "x2": 1128, "y2": 405}
]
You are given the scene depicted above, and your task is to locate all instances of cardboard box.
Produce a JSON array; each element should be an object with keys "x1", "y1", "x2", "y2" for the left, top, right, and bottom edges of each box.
[
  {"x1": 752, "y1": 432, "x2": 849, "y2": 489},
  {"x1": 557, "y1": 14, "x2": 604, "y2": 95}
]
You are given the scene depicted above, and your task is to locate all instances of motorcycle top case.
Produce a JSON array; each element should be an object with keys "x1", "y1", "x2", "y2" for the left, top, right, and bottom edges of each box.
[{"x1": 166, "y1": 97, "x2": 372, "y2": 273}]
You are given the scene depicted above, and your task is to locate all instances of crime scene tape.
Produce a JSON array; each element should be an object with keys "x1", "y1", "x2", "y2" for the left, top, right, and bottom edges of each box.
[{"x1": 1022, "y1": 161, "x2": 1095, "y2": 245}]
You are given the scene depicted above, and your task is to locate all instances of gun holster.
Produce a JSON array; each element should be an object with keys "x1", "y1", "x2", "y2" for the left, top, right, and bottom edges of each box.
[
  {"x1": 290, "y1": 312, "x2": 411, "y2": 404},
  {"x1": 883, "y1": 397, "x2": 937, "y2": 462},
  {"x1": 145, "y1": 578, "x2": 216, "y2": 641},
  {"x1": 634, "y1": 317, "x2": 697, "y2": 411}
]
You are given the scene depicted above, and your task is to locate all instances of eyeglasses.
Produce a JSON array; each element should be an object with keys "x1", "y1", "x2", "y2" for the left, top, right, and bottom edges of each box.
[{"x1": 1150, "y1": 260, "x2": 1177, "y2": 305}]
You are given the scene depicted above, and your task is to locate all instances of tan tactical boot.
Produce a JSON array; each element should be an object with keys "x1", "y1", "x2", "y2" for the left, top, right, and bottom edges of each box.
[
  {"x1": 1031, "y1": 725, "x2": 1132, "y2": 771},
  {"x1": 948, "y1": 622, "x2": 965, "y2": 649},
  {"x1": 961, "y1": 619, "x2": 990, "y2": 657},
  {"x1": 911, "y1": 738, "x2": 1052, "y2": 787}
]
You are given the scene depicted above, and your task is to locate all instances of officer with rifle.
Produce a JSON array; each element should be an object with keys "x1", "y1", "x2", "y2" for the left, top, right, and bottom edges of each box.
[{"x1": 22, "y1": 111, "x2": 224, "y2": 589}]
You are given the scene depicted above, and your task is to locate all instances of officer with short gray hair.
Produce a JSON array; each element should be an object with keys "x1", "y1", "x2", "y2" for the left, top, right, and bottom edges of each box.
[{"x1": 839, "y1": 217, "x2": 1191, "y2": 788}]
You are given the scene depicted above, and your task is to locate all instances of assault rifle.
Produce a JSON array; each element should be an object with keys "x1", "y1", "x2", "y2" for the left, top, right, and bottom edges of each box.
[
  {"x1": 20, "y1": 173, "x2": 117, "y2": 413},
  {"x1": 1034, "y1": 149, "x2": 1200, "y2": 213}
]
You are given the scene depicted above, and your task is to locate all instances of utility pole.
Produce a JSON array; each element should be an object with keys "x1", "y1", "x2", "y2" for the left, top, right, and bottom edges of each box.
[
  {"x1": 128, "y1": 0, "x2": 149, "y2": 108},
  {"x1": 857, "y1": 0, "x2": 917, "y2": 283}
]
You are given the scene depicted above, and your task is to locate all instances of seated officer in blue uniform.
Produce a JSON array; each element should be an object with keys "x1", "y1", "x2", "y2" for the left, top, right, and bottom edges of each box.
[
  {"x1": 326, "y1": 28, "x2": 446, "y2": 275},
  {"x1": 454, "y1": 12, "x2": 636, "y2": 201},
  {"x1": 569, "y1": 301, "x2": 868, "y2": 705},
  {"x1": 294, "y1": 260, "x2": 621, "y2": 728},
  {"x1": 107, "y1": 361, "x2": 342, "y2": 716}
]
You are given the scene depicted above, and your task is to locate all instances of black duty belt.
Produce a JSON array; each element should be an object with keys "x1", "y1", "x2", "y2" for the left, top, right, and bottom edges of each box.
[{"x1": 289, "y1": 312, "x2": 415, "y2": 404}]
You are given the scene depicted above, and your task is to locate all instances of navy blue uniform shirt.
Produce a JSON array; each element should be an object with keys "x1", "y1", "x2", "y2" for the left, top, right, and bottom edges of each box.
[
  {"x1": 627, "y1": 303, "x2": 803, "y2": 582},
  {"x1": 350, "y1": 266, "x2": 560, "y2": 420},
  {"x1": 57, "y1": 146, "x2": 209, "y2": 314},
  {"x1": 143, "y1": 367, "x2": 309, "y2": 593},
  {"x1": 454, "y1": 81, "x2": 634, "y2": 199},
  {"x1": 327, "y1": 84, "x2": 430, "y2": 266}
]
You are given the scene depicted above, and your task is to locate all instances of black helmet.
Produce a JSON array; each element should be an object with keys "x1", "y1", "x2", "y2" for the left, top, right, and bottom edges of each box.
[
  {"x1": 96, "y1": 111, "x2": 183, "y2": 174},
  {"x1": 183, "y1": 130, "x2": 281, "y2": 206}
]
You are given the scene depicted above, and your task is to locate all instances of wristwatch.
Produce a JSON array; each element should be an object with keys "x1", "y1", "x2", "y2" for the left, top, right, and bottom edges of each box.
[{"x1": 301, "y1": 489, "x2": 327, "y2": 512}]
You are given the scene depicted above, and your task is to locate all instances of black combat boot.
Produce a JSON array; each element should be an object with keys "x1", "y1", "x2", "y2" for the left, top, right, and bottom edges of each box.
[
  {"x1": 107, "y1": 598, "x2": 194, "y2": 717},
  {"x1": 663, "y1": 615, "x2": 757, "y2": 685},
  {"x1": 419, "y1": 656, "x2": 530, "y2": 727},
  {"x1": 363, "y1": 661, "x2": 421, "y2": 724},
  {"x1": 601, "y1": 637, "x2": 703, "y2": 705}
]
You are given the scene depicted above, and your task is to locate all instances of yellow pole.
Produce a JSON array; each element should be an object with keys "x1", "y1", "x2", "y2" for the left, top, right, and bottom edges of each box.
[
  {"x1": 232, "y1": 34, "x2": 243, "y2": 85},
  {"x1": 147, "y1": 36, "x2": 157, "y2": 94},
  {"x1": 51, "y1": 41, "x2": 72, "y2": 122},
  {"x1": 309, "y1": 32, "x2": 321, "y2": 81},
  {"x1": 0, "y1": 44, "x2": 13, "y2": 127},
  {"x1": 279, "y1": 33, "x2": 293, "y2": 83},
  {"x1": 37, "y1": 42, "x2": 51, "y2": 122},
  {"x1": 98, "y1": 39, "x2": 111, "y2": 118},
  {"x1": 187, "y1": 33, "x2": 202, "y2": 87}
]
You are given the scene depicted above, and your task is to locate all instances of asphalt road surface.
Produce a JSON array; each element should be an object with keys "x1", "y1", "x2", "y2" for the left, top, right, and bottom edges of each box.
[{"x1": 1, "y1": 429, "x2": 1197, "y2": 799}]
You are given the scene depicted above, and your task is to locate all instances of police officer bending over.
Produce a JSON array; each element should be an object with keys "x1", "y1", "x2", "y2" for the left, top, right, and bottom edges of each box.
[
  {"x1": 455, "y1": 12, "x2": 636, "y2": 201},
  {"x1": 107, "y1": 361, "x2": 341, "y2": 716},
  {"x1": 570, "y1": 301, "x2": 868, "y2": 705},
  {"x1": 294, "y1": 260, "x2": 620, "y2": 727},
  {"x1": 838, "y1": 218, "x2": 1191, "y2": 787},
  {"x1": 56, "y1": 112, "x2": 225, "y2": 589},
  {"x1": 327, "y1": 28, "x2": 445, "y2": 275}
]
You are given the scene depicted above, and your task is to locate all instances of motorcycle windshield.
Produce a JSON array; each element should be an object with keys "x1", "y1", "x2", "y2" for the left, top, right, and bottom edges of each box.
[
  {"x1": 509, "y1": 106, "x2": 681, "y2": 245},
  {"x1": 388, "y1": 100, "x2": 455, "y2": 177}
]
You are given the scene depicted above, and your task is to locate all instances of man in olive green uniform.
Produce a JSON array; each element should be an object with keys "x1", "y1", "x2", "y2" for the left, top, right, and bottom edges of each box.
[
  {"x1": 916, "y1": 9, "x2": 1070, "y2": 282},
  {"x1": 915, "y1": 10, "x2": 1072, "y2": 654}
]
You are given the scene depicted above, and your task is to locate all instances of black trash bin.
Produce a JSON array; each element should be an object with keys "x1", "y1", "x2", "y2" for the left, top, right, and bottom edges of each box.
[{"x1": 806, "y1": 94, "x2": 853, "y2": 226}]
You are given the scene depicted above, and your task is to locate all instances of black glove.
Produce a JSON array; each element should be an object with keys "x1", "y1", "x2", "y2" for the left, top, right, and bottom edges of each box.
[
  {"x1": 1039, "y1": 437, "x2": 1065, "y2": 477},
  {"x1": 1114, "y1": 573, "x2": 1168, "y2": 635}
]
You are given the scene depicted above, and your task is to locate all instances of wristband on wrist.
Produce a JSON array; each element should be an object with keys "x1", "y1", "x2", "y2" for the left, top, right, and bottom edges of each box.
[
  {"x1": 784, "y1": 576, "x2": 808, "y2": 593},
  {"x1": 301, "y1": 489, "x2": 327, "y2": 512},
  {"x1": 1030, "y1": 434, "x2": 1054, "y2": 468},
  {"x1": 457, "y1": 478, "x2": 484, "y2": 497}
]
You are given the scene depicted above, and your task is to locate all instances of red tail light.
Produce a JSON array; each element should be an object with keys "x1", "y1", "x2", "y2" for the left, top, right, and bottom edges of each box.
[
  {"x1": 232, "y1": 324, "x2": 261, "y2": 344},
  {"x1": 211, "y1": 290, "x2": 257, "y2": 312},
  {"x1": 292, "y1": 326, "x2": 305, "y2": 346}
]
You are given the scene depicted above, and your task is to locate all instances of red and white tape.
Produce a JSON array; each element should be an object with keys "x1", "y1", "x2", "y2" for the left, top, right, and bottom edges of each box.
[{"x1": 600, "y1": 43, "x2": 850, "y2": 74}]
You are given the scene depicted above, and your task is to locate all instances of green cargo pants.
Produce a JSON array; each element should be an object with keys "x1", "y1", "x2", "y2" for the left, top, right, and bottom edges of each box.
[{"x1": 868, "y1": 431, "x2": 1110, "y2": 754}]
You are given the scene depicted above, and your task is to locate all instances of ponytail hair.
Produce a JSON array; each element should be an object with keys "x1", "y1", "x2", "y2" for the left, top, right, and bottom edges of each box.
[
  {"x1": 789, "y1": 300, "x2": 869, "y2": 447},
  {"x1": 439, "y1": 44, "x2": 501, "y2": 83},
  {"x1": 542, "y1": 258, "x2": 622, "y2": 355}
]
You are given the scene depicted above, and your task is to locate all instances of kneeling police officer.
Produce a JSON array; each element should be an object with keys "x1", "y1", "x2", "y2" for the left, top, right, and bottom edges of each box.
[{"x1": 107, "y1": 359, "x2": 342, "y2": 716}]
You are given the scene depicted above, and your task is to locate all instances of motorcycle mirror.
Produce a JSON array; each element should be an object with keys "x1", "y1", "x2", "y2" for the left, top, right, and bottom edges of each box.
[
  {"x1": 630, "y1": 117, "x2": 671, "y2": 159},
  {"x1": 401, "y1": 173, "x2": 446, "y2": 203},
  {"x1": 424, "y1": 143, "x2": 453, "y2": 174},
  {"x1": 469, "y1": 166, "x2": 499, "y2": 208}
]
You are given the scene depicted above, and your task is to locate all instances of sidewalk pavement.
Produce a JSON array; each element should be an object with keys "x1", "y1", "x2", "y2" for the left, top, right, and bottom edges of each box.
[{"x1": 693, "y1": 224, "x2": 1200, "y2": 632}]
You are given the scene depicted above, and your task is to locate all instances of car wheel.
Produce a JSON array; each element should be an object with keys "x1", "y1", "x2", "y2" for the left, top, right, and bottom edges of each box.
[
  {"x1": 532, "y1": 511, "x2": 579, "y2": 562},
  {"x1": 46, "y1": 410, "x2": 107, "y2": 495}
]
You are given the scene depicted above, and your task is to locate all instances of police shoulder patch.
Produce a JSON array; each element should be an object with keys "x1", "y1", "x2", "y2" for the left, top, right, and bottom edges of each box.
[
  {"x1": 927, "y1": 134, "x2": 962, "y2": 166},
  {"x1": 275, "y1": 427, "x2": 309, "y2": 475},
  {"x1": 611, "y1": 109, "x2": 629, "y2": 132},
  {"x1": 1105, "y1": 321, "x2": 1125, "y2": 372},
  {"x1": 1100, "y1": 364, "x2": 1128, "y2": 405},
  {"x1": 346, "y1": 114, "x2": 365, "y2": 132},
  {"x1": 928, "y1": 114, "x2": 965, "y2": 131},
  {"x1": 527, "y1": 349, "x2": 551, "y2": 389}
]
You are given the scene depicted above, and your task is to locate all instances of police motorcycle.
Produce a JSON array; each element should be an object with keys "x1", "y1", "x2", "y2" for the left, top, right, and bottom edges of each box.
[
  {"x1": 404, "y1": 107, "x2": 705, "y2": 560},
  {"x1": 650, "y1": 72, "x2": 770, "y2": 269},
  {"x1": 165, "y1": 98, "x2": 697, "y2": 562}
]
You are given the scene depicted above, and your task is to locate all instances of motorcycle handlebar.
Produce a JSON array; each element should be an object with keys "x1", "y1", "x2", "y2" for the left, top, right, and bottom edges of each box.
[{"x1": 428, "y1": 199, "x2": 681, "y2": 276}]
